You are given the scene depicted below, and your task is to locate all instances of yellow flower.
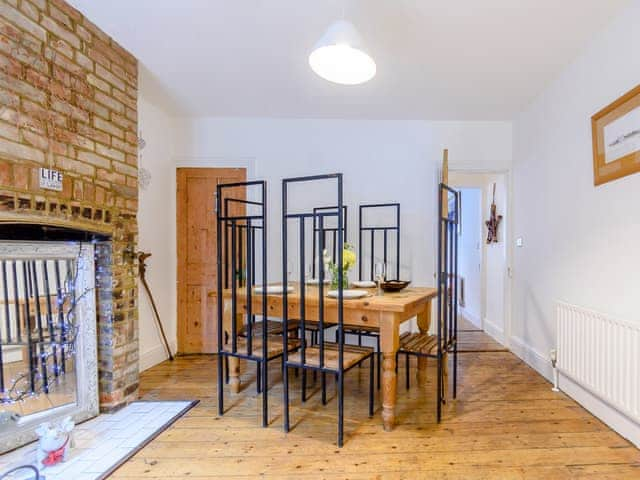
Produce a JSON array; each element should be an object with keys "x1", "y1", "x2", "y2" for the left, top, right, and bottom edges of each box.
[{"x1": 343, "y1": 249, "x2": 356, "y2": 270}]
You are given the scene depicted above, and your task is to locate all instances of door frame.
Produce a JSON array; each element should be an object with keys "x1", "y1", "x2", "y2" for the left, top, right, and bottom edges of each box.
[
  {"x1": 176, "y1": 166, "x2": 247, "y2": 354},
  {"x1": 448, "y1": 168, "x2": 512, "y2": 348}
]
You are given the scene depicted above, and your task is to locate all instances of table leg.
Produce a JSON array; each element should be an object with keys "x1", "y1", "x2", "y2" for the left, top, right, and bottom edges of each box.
[
  {"x1": 381, "y1": 352, "x2": 397, "y2": 431},
  {"x1": 223, "y1": 298, "x2": 243, "y2": 394},
  {"x1": 380, "y1": 315, "x2": 399, "y2": 431},
  {"x1": 228, "y1": 357, "x2": 241, "y2": 394},
  {"x1": 416, "y1": 300, "x2": 432, "y2": 387}
]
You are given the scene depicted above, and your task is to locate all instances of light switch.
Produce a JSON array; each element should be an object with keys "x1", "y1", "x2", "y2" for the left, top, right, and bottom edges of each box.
[{"x1": 516, "y1": 237, "x2": 523, "y2": 247}]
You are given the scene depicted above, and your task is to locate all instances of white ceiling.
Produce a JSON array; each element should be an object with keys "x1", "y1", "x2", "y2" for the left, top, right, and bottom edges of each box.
[{"x1": 68, "y1": 0, "x2": 631, "y2": 119}]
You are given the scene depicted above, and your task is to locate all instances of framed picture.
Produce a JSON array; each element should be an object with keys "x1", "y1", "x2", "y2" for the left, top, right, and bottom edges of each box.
[{"x1": 592, "y1": 84, "x2": 640, "y2": 186}]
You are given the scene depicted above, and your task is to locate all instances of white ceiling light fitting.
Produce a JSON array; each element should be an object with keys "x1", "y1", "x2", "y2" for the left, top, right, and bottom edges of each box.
[{"x1": 309, "y1": 19, "x2": 376, "y2": 85}]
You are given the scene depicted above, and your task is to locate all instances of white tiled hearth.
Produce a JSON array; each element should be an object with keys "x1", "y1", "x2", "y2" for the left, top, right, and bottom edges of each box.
[{"x1": 0, "y1": 401, "x2": 195, "y2": 480}]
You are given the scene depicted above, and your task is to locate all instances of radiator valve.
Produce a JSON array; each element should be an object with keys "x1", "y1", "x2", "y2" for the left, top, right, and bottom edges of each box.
[{"x1": 550, "y1": 349, "x2": 560, "y2": 392}]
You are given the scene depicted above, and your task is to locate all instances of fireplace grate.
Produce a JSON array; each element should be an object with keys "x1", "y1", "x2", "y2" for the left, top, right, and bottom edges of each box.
[{"x1": 0, "y1": 256, "x2": 78, "y2": 404}]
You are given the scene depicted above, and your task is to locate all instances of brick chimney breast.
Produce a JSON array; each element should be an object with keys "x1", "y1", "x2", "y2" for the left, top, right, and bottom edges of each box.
[{"x1": 0, "y1": 0, "x2": 139, "y2": 412}]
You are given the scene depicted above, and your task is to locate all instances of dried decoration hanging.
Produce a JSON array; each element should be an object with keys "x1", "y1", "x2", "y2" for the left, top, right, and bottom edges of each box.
[
  {"x1": 485, "y1": 183, "x2": 503, "y2": 243},
  {"x1": 137, "y1": 133, "x2": 151, "y2": 190}
]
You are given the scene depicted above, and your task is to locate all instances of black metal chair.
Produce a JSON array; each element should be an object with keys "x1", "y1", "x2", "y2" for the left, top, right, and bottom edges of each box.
[
  {"x1": 397, "y1": 184, "x2": 459, "y2": 422},
  {"x1": 301, "y1": 205, "x2": 348, "y2": 345},
  {"x1": 312, "y1": 205, "x2": 348, "y2": 278},
  {"x1": 282, "y1": 173, "x2": 374, "y2": 447},
  {"x1": 340, "y1": 203, "x2": 401, "y2": 389},
  {"x1": 216, "y1": 180, "x2": 298, "y2": 427},
  {"x1": 220, "y1": 194, "x2": 300, "y2": 389}
]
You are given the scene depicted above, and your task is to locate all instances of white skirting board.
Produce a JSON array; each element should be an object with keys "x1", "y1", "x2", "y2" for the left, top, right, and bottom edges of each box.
[
  {"x1": 559, "y1": 372, "x2": 640, "y2": 448},
  {"x1": 509, "y1": 336, "x2": 553, "y2": 381},
  {"x1": 482, "y1": 317, "x2": 505, "y2": 345},
  {"x1": 459, "y1": 307, "x2": 481, "y2": 329},
  {"x1": 509, "y1": 335, "x2": 640, "y2": 448},
  {"x1": 139, "y1": 341, "x2": 177, "y2": 372}
]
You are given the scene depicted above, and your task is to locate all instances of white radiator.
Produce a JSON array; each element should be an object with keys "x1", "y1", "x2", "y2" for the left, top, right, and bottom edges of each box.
[{"x1": 556, "y1": 302, "x2": 640, "y2": 421}]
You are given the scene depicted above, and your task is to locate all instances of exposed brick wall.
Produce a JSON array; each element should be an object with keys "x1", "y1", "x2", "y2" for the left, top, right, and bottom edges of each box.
[{"x1": 0, "y1": 0, "x2": 139, "y2": 411}]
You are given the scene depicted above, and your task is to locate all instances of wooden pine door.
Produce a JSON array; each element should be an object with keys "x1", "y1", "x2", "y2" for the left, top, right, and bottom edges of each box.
[{"x1": 177, "y1": 167, "x2": 246, "y2": 354}]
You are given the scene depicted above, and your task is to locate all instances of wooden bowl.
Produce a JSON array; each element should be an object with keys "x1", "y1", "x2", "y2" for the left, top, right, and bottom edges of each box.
[{"x1": 380, "y1": 280, "x2": 411, "y2": 292}]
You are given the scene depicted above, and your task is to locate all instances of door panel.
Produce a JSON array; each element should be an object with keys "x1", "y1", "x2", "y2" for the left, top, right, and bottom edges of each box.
[{"x1": 177, "y1": 168, "x2": 246, "y2": 353}]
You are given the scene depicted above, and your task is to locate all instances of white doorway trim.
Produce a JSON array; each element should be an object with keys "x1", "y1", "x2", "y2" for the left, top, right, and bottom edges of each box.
[{"x1": 448, "y1": 168, "x2": 512, "y2": 349}]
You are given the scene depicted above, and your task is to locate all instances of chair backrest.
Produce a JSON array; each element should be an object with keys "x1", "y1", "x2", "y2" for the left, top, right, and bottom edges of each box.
[
  {"x1": 437, "y1": 184, "x2": 460, "y2": 356},
  {"x1": 216, "y1": 180, "x2": 267, "y2": 359},
  {"x1": 311, "y1": 205, "x2": 348, "y2": 279},
  {"x1": 358, "y1": 203, "x2": 400, "y2": 281},
  {"x1": 282, "y1": 174, "x2": 345, "y2": 372}
]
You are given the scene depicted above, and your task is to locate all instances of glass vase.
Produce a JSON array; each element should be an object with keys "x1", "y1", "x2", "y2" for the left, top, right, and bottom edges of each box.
[{"x1": 331, "y1": 270, "x2": 349, "y2": 290}]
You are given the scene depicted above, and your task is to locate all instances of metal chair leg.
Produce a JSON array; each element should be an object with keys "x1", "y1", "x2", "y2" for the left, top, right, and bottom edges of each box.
[
  {"x1": 217, "y1": 354, "x2": 224, "y2": 415},
  {"x1": 453, "y1": 344, "x2": 458, "y2": 399},
  {"x1": 376, "y1": 336, "x2": 381, "y2": 390},
  {"x1": 262, "y1": 359, "x2": 268, "y2": 428},
  {"x1": 322, "y1": 371, "x2": 327, "y2": 405},
  {"x1": 406, "y1": 353, "x2": 410, "y2": 390},
  {"x1": 337, "y1": 372, "x2": 344, "y2": 448},
  {"x1": 225, "y1": 356, "x2": 229, "y2": 384},
  {"x1": 369, "y1": 356, "x2": 374, "y2": 417},
  {"x1": 437, "y1": 353, "x2": 442, "y2": 423},
  {"x1": 302, "y1": 369, "x2": 307, "y2": 402},
  {"x1": 283, "y1": 360, "x2": 290, "y2": 433},
  {"x1": 257, "y1": 363, "x2": 262, "y2": 393}
]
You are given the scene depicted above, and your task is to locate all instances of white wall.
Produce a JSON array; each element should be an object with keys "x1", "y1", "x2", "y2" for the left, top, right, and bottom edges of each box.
[
  {"x1": 512, "y1": 1, "x2": 640, "y2": 445},
  {"x1": 457, "y1": 188, "x2": 482, "y2": 328},
  {"x1": 137, "y1": 67, "x2": 179, "y2": 371},
  {"x1": 174, "y1": 119, "x2": 512, "y2": 289},
  {"x1": 483, "y1": 174, "x2": 508, "y2": 343}
]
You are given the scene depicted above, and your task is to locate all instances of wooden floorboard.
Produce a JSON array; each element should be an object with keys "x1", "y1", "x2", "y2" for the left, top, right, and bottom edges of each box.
[
  {"x1": 456, "y1": 315, "x2": 508, "y2": 352},
  {"x1": 112, "y1": 329, "x2": 639, "y2": 479}
]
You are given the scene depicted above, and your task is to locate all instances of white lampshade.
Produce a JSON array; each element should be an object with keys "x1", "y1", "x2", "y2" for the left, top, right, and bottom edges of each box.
[{"x1": 309, "y1": 20, "x2": 376, "y2": 85}]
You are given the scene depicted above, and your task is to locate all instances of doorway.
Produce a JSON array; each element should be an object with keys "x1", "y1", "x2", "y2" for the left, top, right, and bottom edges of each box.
[
  {"x1": 176, "y1": 167, "x2": 246, "y2": 354},
  {"x1": 458, "y1": 187, "x2": 483, "y2": 329},
  {"x1": 450, "y1": 171, "x2": 509, "y2": 351}
]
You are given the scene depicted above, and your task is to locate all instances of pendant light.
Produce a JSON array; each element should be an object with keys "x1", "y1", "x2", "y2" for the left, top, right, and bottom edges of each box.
[{"x1": 309, "y1": 19, "x2": 376, "y2": 85}]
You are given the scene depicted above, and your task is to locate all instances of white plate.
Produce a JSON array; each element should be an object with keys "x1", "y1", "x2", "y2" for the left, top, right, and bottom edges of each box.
[
  {"x1": 254, "y1": 285, "x2": 294, "y2": 294},
  {"x1": 306, "y1": 278, "x2": 330, "y2": 285},
  {"x1": 352, "y1": 280, "x2": 376, "y2": 288},
  {"x1": 327, "y1": 289, "x2": 368, "y2": 299}
]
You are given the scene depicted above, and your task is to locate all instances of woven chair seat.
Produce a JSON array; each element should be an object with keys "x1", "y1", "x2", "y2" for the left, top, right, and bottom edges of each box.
[
  {"x1": 223, "y1": 335, "x2": 299, "y2": 359},
  {"x1": 288, "y1": 343, "x2": 373, "y2": 370},
  {"x1": 399, "y1": 332, "x2": 439, "y2": 355}
]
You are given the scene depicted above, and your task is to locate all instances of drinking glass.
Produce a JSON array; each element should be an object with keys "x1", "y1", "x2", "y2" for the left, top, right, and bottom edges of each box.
[
  {"x1": 286, "y1": 260, "x2": 294, "y2": 287},
  {"x1": 374, "y1": 261, "x2": 386, "y2": 296},
  {"x1": 304, "y1": 263, "x2": 313, "y2": 286}
]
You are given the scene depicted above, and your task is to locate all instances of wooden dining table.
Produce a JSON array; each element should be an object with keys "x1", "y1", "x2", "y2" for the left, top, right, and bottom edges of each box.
[{"x1": 216, "y1": 284, "x2": 438, "y2": 431}]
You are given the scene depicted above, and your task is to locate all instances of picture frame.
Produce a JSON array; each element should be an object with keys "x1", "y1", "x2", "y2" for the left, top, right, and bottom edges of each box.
[{"x1": 591, "y1": 83, "x2": 640, "y2": 186}]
